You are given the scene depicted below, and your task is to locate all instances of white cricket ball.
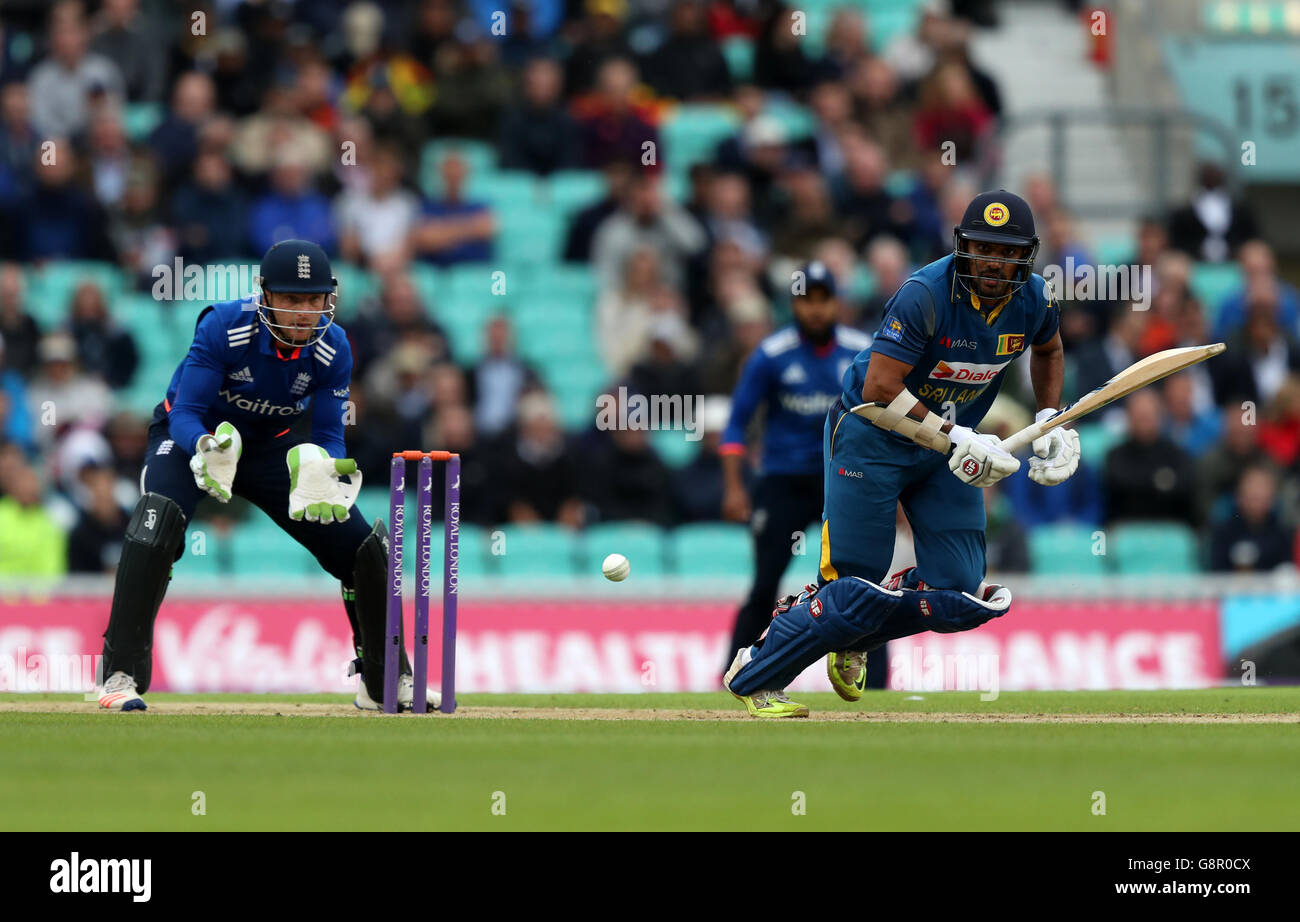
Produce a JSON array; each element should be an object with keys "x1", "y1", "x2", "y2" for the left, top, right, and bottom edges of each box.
[{"x1": 601, "y1": 553, "x2": 630, "y2": 581}]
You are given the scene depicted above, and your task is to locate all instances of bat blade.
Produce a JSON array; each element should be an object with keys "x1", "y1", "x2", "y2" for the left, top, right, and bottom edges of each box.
[{"x1": 1001, "y1": 342, "x2": 1226, "y2": 455}]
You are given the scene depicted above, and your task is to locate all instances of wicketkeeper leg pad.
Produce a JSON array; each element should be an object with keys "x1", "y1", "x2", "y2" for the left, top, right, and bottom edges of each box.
[{"x1": 101, "y1": 492, "x2": 187, "y2": 693}]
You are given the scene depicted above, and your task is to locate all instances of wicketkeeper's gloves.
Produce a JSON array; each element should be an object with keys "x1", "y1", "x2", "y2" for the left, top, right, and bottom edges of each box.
[
  {"x1": 190, "y1": 421, "x2": 242, "y2": 502},
  {"x1": 287, "y1": 443, "x2": 362, "y2": 523}
]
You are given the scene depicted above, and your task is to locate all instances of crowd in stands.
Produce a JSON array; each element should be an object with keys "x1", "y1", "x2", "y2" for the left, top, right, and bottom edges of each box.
[{"x1": 0, "y1": 0, "x2": 1295, "y2": 580}]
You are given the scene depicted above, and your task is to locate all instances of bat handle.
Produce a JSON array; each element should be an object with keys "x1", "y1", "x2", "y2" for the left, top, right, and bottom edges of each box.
[{"x1": 1000, "y1": 424, "x2": 1042, "y2": 456}]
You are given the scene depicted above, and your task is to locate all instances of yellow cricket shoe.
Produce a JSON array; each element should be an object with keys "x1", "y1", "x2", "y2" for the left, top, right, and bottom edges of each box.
[
  {"x1": 826, "y1": 651, "x2": 868, "y2": 702},
  {"x1": 723, "y1": 645, "x2": 810, "y2": 718}
]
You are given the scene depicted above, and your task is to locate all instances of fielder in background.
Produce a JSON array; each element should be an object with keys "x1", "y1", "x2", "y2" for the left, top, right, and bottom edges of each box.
[
  {"x1": 726, "y1": 190, "x2": 1080, "y2": 717},
  {"x1": 719, "y1": 261, "x2": 878, "y2": 680},
  {"x1": 97, "y1": 240, "x2": 427, "y2": 713}
]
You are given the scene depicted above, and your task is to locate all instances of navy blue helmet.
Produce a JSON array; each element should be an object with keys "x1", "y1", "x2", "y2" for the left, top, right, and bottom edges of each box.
[
  {"x1": 798, "y1": 260, "x2": 838, "y2": 297},
  {"x1": 255, "y1": 239, "x2": 338, "y2": 347},
  {"x1": 952, "y1": 190, "x2": 1039, "y2": 299}
]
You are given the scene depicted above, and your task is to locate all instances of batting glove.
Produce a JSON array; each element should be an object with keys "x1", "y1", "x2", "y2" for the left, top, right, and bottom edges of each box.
[
  {"x1": 948, "y1": 425, "x2": 1020, "y2": 488},
  {"x1": 1029, "y1": 408, "x2": 1081, "y2": 486},
  {"x1": 190, "y1": 421, "x2": 242, "y2": 502},
  {"x1": 287, "y1": 443, "x2": 363, "y2": 523}
]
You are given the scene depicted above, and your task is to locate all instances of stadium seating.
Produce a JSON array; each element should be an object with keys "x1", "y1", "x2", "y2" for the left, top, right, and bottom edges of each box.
[
  {"x1": 492, "y1": 523, "x2": 581, "y2": 576},
  {"x1": 1110, "y1": 522, "x2": 1201, "y2": 574},
  {"x1": 1189, "y1": 262, "x2": 1243, "y2": 324},
  {"x1": 1028, "y1": 523, "x2": 1107, "y2": 575},
  {"x1": 671, "y1": 523, "x2": 753, "y2": 575}
]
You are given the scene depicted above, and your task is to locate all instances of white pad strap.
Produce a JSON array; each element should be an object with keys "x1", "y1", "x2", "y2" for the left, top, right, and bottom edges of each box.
[{"x1": 851, "y1": 388, "x2": 952, "y2": 453}]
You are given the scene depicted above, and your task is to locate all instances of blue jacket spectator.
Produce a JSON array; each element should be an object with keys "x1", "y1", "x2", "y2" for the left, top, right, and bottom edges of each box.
[
  {"x1": 171, "y1": 150, "x2": 248, "y2": 262},
  {"x1": 1212, "y1": 241, "x2": 1300, "y2": 340},
  {"x1": 411, "y1": 152, "x2": 494, "y2": 266},
  {"x1": 12, "y1": 151, "x2": 114, "y2": 261},
  {"x1": 247, "y1": 160, "x2": 337, "y2": 257},
  {"x1": 1001, "y1": 457, "x2": 1104, "y2": 529}
]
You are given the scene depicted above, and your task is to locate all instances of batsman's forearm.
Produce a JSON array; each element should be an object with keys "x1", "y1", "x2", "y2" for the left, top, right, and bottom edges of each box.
[{"x1": 1029, "y1": 344, "x2": 1065, "y2": 411}]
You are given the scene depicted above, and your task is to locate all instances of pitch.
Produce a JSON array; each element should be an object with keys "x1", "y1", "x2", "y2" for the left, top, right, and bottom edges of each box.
[{"x1": 4, "y1": 689, "x2": 1298, "y2": 831}]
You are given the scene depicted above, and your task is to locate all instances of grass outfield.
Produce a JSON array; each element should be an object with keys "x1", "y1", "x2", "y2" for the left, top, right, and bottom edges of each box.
[{"x1": 2, "y1": 689, "x2": 1297, "y2": 831}]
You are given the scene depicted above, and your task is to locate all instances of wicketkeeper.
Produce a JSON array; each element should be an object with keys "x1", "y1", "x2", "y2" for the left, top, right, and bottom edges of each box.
[
  {"x1": 97, "y1": 240, "x2": 426, "y2": 712},
  {"x1": 725, "y1": 190, "x2": 1080, "y2": 717}
]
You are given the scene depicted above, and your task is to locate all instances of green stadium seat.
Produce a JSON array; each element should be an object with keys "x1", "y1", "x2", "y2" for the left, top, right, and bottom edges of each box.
[
  {"x1": 1092, "y1": 233, "x2": 1135, "y2": 267},
  {"x1": 231, "y1": 517, "x2": 319, "y2": 575},
  {"x1": 651, "y1": 428, "x2": 702, "y2": 469},
  {"x1": 580, "y1": 522, "x2": 666, "y2": 576},
  {"x1": 26, "y1": 262, "x2": 125, "y2": 326},
  {"x1": 663, "y1": 105, "x2": 740, "y2": 171},
  {"x1": 177, "y1": 532, "x2": 236, "y2": 579},
  {"x1": 1073, "y1": 422, "x2": 1124, "y2": 465},
  {"x1": 541, "y1": 171, "x2": 607, "y2": 214},
  {"x1": 671, "y1": 523, "x2": 753, "y2": 575},
  {"x1": 1110, "y1": 522, "x2": 1200, "y2": 574},
  {"x1": 1028, "y1": 523, "x2": 1107, "y2": 575},
  {"x1": 721, "y1": 37, "x2": 754, "y2": 81},
  {"x1": 493, "y1": 524, "x2": 581, "y2": 576},
  {"x1": 123, "y1": 102, "x2": 164, "y2": 142},
  {"x1": 332, "y1": 262, "x2": 378, "y2": 319},
  {"x1": 1189, "y1": 262, "x2": 1243, "y2": 324},
  {"x1": 466, "y1": 170, "x2": 538, "y2": 210}
]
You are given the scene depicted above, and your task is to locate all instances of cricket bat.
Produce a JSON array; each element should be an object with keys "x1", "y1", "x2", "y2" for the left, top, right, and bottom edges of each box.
[{"x1": 1000, "y1": 342, "x2": 1226, "y2": 455}]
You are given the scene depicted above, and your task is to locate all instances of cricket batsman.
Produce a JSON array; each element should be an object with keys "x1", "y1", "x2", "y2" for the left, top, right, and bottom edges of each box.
[
  {"x1": 96, "y1": 240, "x2": 428, "y2": 712},
  {"x1": 724, "y1": 190, "x2": 1079, "y2": 717}
]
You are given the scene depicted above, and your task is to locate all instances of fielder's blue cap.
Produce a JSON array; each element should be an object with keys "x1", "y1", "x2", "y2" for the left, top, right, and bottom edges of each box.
[{"x1": 800, "y1": 260, "x2": 837, "y2": 296}]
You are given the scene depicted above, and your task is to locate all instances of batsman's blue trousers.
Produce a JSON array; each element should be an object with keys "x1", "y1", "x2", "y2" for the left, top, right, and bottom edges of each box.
[{"x1": 818, "y1": 398, "x2": 987, "y2": 595}]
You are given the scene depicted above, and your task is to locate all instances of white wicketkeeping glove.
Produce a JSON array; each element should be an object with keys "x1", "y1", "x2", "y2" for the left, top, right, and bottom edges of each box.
[
  {"x1": 287, "y1": 443, "x2": 363, "y2": 524},
  {"x1": 190, "y1": 422, "x2": 242, "y2": 502},
  {"x1": 1029, "y1": 409, "x2": 1081, "y2": 486},
  {"x1": 947, "y1": 425, "x2": 1020, "y2": 488}
]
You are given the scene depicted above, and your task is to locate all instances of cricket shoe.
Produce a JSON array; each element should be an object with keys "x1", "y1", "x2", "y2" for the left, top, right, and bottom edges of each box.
[
  {"x1": 352, "y1": 666, "x2": 442, "y2": 712},
  {"x1": 826, "y1": 650, "x2": 869, "y2": 702},
  {"x1": 98, "y1": 671, "x2": 147, "y2": 711},
  {"x1": 723, "y1": 645, "x2": 809, "y2": 718}
]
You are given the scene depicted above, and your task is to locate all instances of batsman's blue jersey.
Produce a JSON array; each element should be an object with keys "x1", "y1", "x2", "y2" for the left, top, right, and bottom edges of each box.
[
  {"x1": 163, "y1": 300, "x2": 352, "y2": 458},
  {"x1": 841, "y1": 255, "x2": 1059, "y2": 429},
  {"x1": 723, "y1": 325, "x2": 873, "y2": 476}
]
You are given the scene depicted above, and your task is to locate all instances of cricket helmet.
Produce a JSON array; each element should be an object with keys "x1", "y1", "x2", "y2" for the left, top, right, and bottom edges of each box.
[
  {"x1": 952, "y1": 190, "x2": 1039, "y2": 298},
  {"x1": 255, "y1": 239, "x2": 338, "y2": 347}
]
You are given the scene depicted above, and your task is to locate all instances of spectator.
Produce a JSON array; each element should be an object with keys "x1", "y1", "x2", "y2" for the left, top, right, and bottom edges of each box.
[
  {"x1": 1196, "y1": 409, "x2": 1269, "y2": 526},
  {"x1": 471, "y1": 315, "x2": 541, "y2": 438},
  {"x1": 429, "y1": 36, "x2": 514, "y2": 140},
  {"x1": 110, "y1": 158, "x2": 177, "y2": 288},
  {"x1": 1256, "y1": 377, "x2": 1300, "y2": 469},
  {"x1": 564, "y1": 161, "x2": 634, "y2": 263},
  {"x1": 1208, "y1": 465, "x2": 1291, "y2": 572},
  {"x1": 1103, "y1": 388, "x2": 1196, "y2": 526},
  {"x1": 1212, "y1": 240, "x2": 1300, "y2": 341},
  {"x1": 753, "y1": 3, "x2": 816, "y2": 93},
  {"x1": 627, "y1": 313, "x2": 702, "y2": 399},
  {"x1": 66, "y1": 461, "x2": 129, "y2": 573},
  {"x1": 820, "y1": 7, "x2": 874, "y2": 80},
  {"x1": 91, "y1": 0, "x2": 166, "y2": 103},
  {"x1": 598, "y1": 245, "x2": 694, "y2": 375},
  {"x1": 232, "y1": 83, "x2": 333, "y2": 179},
  {"x1": 209, "y1": 29, "x2": 264, "y2": 118},
  {"x1": 563, "y1": 0, "x2": 636, "y2": 96},
  {"x1": 673, "y1": 394, "x2": 736, "y2": 521},
  {"x1": 848, "y1": 57, "x2": 917, "y2": 173},
  {"x1": 103, "y1": 410, "x2": 147, "y2": 495},
  {"x1": 171, "y1": 149, "x2": 249, "y2": 263},
  {"x1": 336, "y1": 143, "x2": 420, "y2": 267},
  {"x1": 0, "y1": 82, "x2": 38, "y2": 184},
  {"x1": 0, "y1": 334, "x2": 34, "y2": 453},
  {"x1": 1209, "y1": 279, "x2": 1300, "y2": 407},
  {"x1": 499, "y1": 391, "x2": 586, "y2": 526},
  {"x1": 26, "y1": 2, "x2": 125, "y2": 140},
  {"x1": 834, "y1": 136, "x2": 909, "y2": 251},
  {"x1": 1167, "y1": 162, "x2": 1259, "y2": 263},
  {"x1": 148, "y1": 71, "x2": 217, "y2": 192},
  {"x1": 805, "y1": 80, "x2": 855, "y2": 181},
  {"x1": 640, "y1": 0, "x2": 732, "y2": 101},
  {"x1": 65, "y1": 282, "x2": 137, "y2": 390},
  {"x1": 769, "y1": 167, "x2": 845, "y2": 261},
  {"x1": 12, "y1": 146, "x2": 115, "y2": 261},
  {"x1": 1070, "y1": 305, "x2": 1144, "y2": 411},
  {"x1": 912, "y1": 59, "x2": 992, "y2": 164},
  {"x1": 421, "y1": 400, "x2": 502, "y2": 525},
  {"x1": 86, "y1": 108, "x2": 132, "y2": 209},
  {"x1": 0, "y1": 263, "x2": 41, "y2": 377},
  {"x1": 699, "y1": 171, "x2": 765, "y2": 261},
  {"x1": 592, "y1": 171, "x2": 706, "y2": 293},
  {"x1": 884, "y1": 0, "x2": 952, "y2": 82},
  {"x1": 247, "y1": 152, "x2": 338, "y2": 256},
  {"x1": 26, "y1": 333, "x2": 113, "y2": 450},
  {"x1": 860, "y1": 236, "x2": 909, "y2": 332},
  {"x1": 573, "y1": 57, "x2": 659, "y2": 169},
  {"x1": 349, "y1": 271, "x2": 450, "y2": 379},
  {"x1": 585, "y1": 416, "x2": 674, "y2": 524},
  {"x1": 0, "y1": 462, "x2": 65, "y2": 576},
  {"x1": 410, "y1": 151, "x2": 495, "y2": 266},
  {"x1": 498, "y1": 57, "x2": 580, "y2": 175},
  {"x1": 1162, "y1": 372, "x2": 1221, "y2": 458},
  {"x1": 720, "y1": 112, "x2": 792, "y2": 231}
]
